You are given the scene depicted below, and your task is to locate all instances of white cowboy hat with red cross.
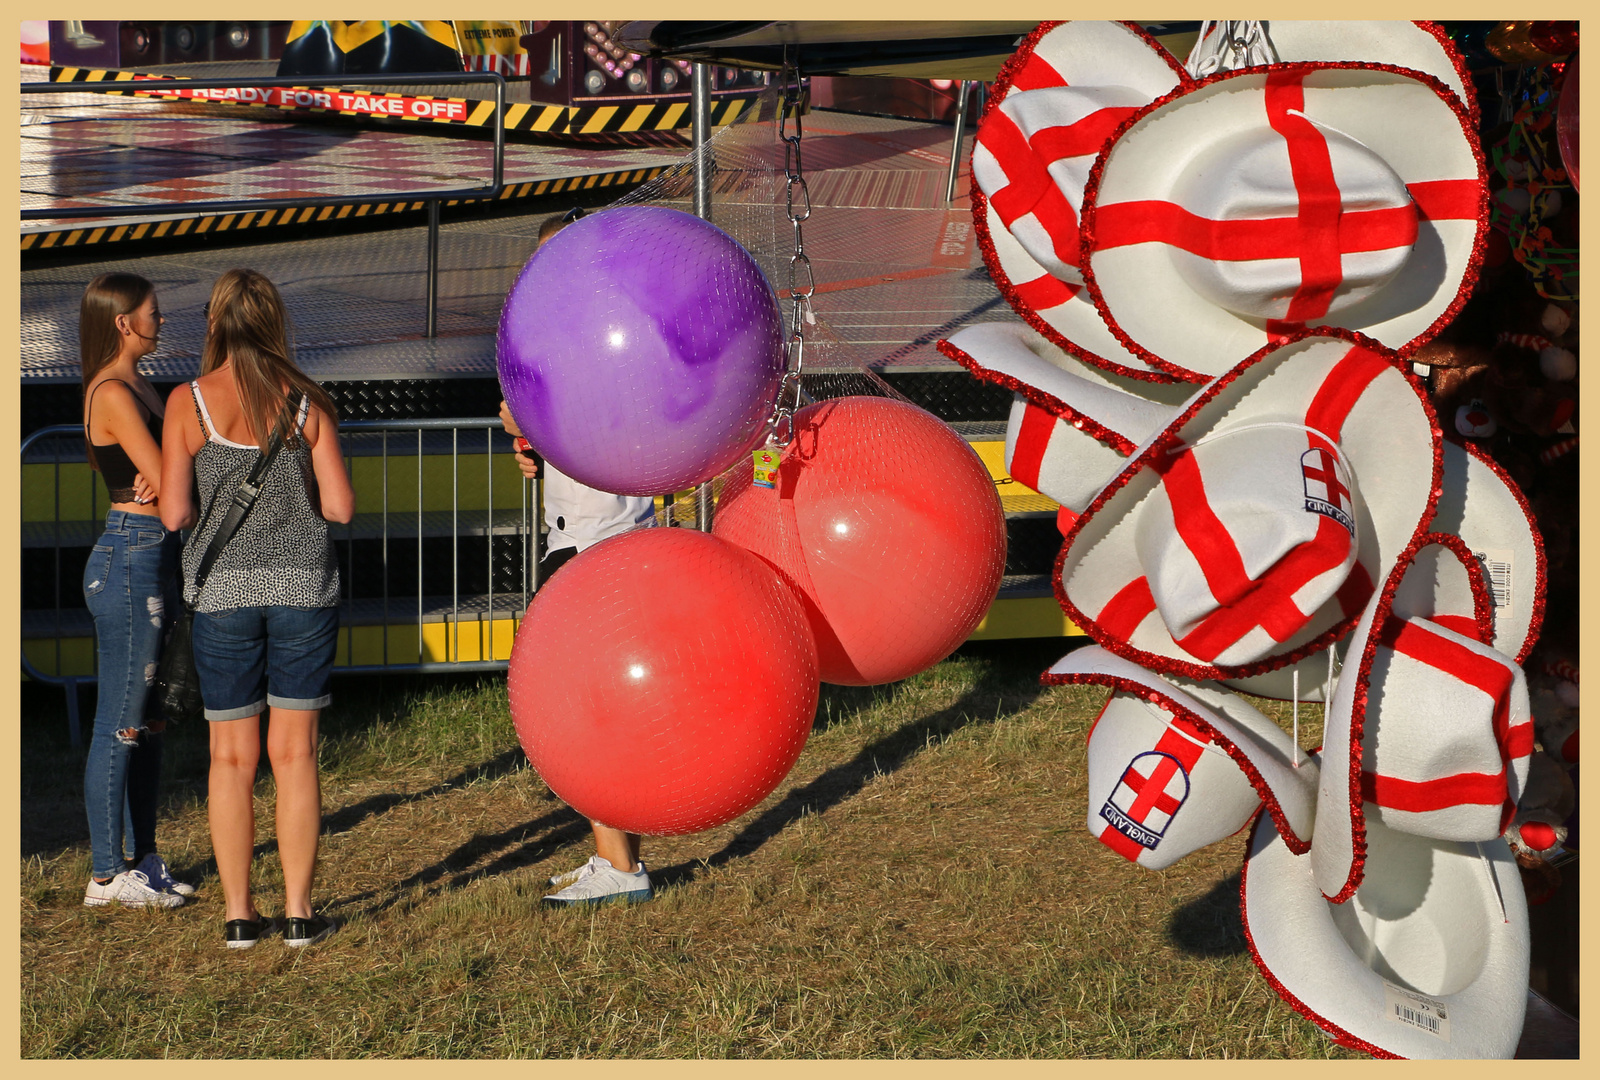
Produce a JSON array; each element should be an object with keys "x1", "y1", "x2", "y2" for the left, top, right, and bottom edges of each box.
[
  {"x1": 1057, "y1": 331, "x2": 1441, "y2": 682},
  {"x1": 1241, "y1": 782, "x2": 1529, "y2": 1058},
  {"x1": 1047, "y1": 644, "x2": 1317, "y2": 870},
  {"x1": 973, "y1": 23, "x2": 1480, "y2": 385},
  {"x1": 938, "y1": 322, "x2": 1195, "y2": 514},
  {"x1": 1310, "y1": 536, "x2": 1535, "y2": 903},
  {"x1": 1216, "y1": 435, "x2": 1546, "y2": 703},
  {"x1": 1077, "y1": 62, "x2": 1486, "y2": 383},
  {"x1": 972, "y1": 20, "x2": 1194, "y2": 381}
]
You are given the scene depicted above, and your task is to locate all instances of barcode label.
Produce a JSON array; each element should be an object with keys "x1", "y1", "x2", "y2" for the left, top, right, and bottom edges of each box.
[
  {"x1": 1383, "y1": 982, "x2": 1450, "y2": 1041},
  {"x1": 1474, "y1": 547, "x2": 1514, "y2": 620}
]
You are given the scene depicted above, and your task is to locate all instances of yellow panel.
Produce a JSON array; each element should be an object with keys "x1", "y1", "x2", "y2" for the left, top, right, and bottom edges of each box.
[
  {"x1": 23, "y1": 638, "x2": 97, "y2": 678},
  {"x1": 967, "y1": 597, "x2": 1082, "y2": 641},
  {"x1": 346, "y1": 452, "x2": 529, "y2": 514},
  {"x1": 660, "y1": 102, "x2": 688, "y2": 129},
  {"x1": 22, "y1": 462, "x2": 100, "y2": 523}
]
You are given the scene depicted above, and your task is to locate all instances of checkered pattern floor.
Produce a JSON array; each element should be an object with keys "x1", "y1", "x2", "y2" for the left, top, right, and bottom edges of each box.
[{"x1": 21, "y1": 89, "x2": 1013, "y2": 383}]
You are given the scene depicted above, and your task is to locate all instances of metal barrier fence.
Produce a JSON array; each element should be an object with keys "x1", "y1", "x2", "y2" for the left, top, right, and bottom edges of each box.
[
  {"x1": 21, "y1": 417, "x2": 543, "y2": 746},
  {"x1": 22, "y1": 71, "x2": 507, "y2": 337}
]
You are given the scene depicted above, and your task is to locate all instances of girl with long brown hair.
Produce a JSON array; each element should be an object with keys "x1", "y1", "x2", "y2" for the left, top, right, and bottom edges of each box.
[
  {"x1": 80, "y1": 272, "x2": 195, "y2": 909},
  {"x1": 161, "y1": 268, "x2": 354, "y2": 948}
]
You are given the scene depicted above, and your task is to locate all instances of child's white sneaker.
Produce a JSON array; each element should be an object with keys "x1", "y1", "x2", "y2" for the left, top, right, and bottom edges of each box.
[{"x1": 541, "y1": 856, "x2": 652, "y2": 907}]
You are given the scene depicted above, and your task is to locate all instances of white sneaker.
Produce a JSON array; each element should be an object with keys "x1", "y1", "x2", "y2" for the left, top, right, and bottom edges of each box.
[
  {"x1": 83, "y1": 869, "x2": 185, "y2": 909},
  {"x1": 132, "y1": 853, "x2": 197, "y2": 897},
  {"x1": 548, "y1": 857, "x2": 598, "y2": 889},
  {"x1": 541, "y1": 856, "x2": 652, "y2": 907}
]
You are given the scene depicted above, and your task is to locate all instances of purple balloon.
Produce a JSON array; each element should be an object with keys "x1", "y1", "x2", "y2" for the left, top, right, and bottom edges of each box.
[{"x1": 497, "y1": 206, "x2": 785, "y2": 495}]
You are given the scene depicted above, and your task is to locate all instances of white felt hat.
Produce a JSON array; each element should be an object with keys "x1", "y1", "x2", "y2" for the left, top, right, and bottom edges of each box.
[
  {"x1": 973, "y1": 20, "x2": 1194, "y2": 382},
  {"x1": 1048, "y1": 644, "x2": 1316, "y2": 869},
  {"x1": 1078, "y1": 62, "x2": 1486, "y2": 382},
  {"x1": 938, "y1": 323, "x2": 1193, "y2": 513},
  {"x1": 1242, "y1": 802, "x2": 1529, "y2": 1059},
  {"x1": 1250, "y1": 21, "x2": 1478, "y2": 125},
  {"x1": 1058, "y1": 331, "x2": 1440, "y2": 681},
  {"x1": 1311, "y1": 537, "x2": 1535, "y2": 904},
  {"x1": 1217, "y1": 434, "x2": 1546, "y2": 703}
]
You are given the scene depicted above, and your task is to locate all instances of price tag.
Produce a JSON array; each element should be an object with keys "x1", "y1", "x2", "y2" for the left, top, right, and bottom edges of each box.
[
  {"x1": 753, "y1": 446, "x2": 782, "y2": 489},
  {"x1": 1383, "y1": 982, "x2": 1450, "y2": 1042}
]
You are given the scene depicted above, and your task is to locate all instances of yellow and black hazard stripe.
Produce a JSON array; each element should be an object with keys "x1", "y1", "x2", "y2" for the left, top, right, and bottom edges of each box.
[
  {"x1": 21, "y1": 166, "x2": 673, "y2": 253},
  {"x1": 48, "y1": 66, "x2": 765, "y2": 137}
]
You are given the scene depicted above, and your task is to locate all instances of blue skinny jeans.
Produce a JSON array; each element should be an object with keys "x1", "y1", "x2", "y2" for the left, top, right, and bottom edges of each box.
[{"x1": 82, "y1": 511, "x2": 181, "y2": 881}]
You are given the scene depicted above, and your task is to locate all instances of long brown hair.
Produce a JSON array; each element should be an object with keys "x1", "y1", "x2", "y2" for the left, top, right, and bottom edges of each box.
[
  {"x1": 80, "y1": 272, "x2": 154, "y2": 391},
  {"x1": 80, "y1": 272, "x2": 154, "y2": 468},
  {"x1": 201, "y1": 269, "x2": 337, "y2": 446}
]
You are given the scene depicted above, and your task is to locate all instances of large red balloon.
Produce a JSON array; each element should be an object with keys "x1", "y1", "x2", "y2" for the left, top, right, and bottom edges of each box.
[
  {"x1": 714, "y1": 396, "x2": 1007, "y2": 685},
  {"x1": 508, "y1": 528, "x2": 819, "y2": 836}
]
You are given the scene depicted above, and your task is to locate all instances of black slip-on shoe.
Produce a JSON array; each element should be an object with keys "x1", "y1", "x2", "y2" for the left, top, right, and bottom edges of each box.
[
  {"x1": 224, "y1": 916, "x2": 278, "y2": 950},
  {"x1": 283, "y1": 914, "x2": 338, "y2": 948}
]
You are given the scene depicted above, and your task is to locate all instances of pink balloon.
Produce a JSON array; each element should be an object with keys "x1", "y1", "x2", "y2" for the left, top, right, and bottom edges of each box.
[{"x1": 1558, "y1": 54, "x2": 1579, "y2": 191}]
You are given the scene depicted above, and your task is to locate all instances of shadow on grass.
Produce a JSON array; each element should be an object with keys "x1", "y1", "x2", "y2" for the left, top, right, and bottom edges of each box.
[
  {"x1": 1166, "y1": 872, "x2": 1247, "y2": 957},
  {"x1": 649, "y1": 637, "x2": 1073, "y2": 891}
]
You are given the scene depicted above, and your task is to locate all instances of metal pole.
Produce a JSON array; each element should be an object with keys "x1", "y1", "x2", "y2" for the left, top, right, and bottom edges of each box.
[
  {"x1": 945, "y1": 80, "x2": 973, "y2": 204},
  {"x1": 426, "y1": 198, "x2": 441, "y2": 338},
  {"x1": 691, "y1": 63, "x2": 713, "y2": 222},
  {"x1": 691, "y1": 62, "x2": 716, "y2": 531}
]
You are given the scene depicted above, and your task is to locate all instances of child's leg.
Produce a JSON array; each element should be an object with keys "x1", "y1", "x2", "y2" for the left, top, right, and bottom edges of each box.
[{"x1": 592, "y1": 824, "x2": 642, "y2": 872}]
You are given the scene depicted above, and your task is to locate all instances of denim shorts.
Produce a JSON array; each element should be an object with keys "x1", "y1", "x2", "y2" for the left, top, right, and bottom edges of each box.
[{"x1": 191, "y1": 605, "x2": 339, "y2": 721}]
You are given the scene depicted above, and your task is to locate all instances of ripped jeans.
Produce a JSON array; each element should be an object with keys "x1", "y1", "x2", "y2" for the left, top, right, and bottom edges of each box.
[{"x1": 82, "y1": 511, "x2": 181, "y2": 881}]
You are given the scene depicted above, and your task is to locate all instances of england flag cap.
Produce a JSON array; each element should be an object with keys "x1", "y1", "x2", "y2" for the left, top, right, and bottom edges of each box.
[{"x1": 1057, "y1": 330, "x2": 1442, "y2": 683}]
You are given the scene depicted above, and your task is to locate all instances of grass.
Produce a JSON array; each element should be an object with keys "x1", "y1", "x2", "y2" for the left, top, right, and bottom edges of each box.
[{"x1": 20, "y1": 638, "x2": 1355, "y2": 1059}]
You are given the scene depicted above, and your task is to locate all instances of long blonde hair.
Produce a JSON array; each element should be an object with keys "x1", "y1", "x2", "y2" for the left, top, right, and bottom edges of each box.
[{"x1": 201, "y1": 269, "x2": 337, "y2": 445}]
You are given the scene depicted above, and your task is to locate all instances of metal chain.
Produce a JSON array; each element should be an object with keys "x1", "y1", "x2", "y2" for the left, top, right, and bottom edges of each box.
[{"x1": 767, "y1": 51, "x2": 812, "y2": 447}]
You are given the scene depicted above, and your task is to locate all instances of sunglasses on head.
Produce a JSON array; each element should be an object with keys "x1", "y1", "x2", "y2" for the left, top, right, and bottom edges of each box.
[{"x1": 561, "y1": 206, "x2": 588, "y2": 224}]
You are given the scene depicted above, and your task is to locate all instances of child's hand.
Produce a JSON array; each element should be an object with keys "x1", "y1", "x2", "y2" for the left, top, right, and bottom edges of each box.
[
  {"x1": 498, "y1": 399, "x2": 522, "y2": 437},
  {"x1": 513, "y1": 437, "x2": 541, "y2": 479}
]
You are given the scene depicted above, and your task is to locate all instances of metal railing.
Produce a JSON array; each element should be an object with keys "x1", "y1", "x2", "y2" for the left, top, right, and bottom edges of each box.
[
  {"x1": 22, "y1": 417, "x2": 543, "y2": 746},
  {"x1": 21, "y1": 72, "x2": 507, "y2": 337}
]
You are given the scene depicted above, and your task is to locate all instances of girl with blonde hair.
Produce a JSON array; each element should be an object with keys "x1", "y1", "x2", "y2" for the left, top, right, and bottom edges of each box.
[{"x1": 162, "y1": 268, "x2": 354, "y2": 948}]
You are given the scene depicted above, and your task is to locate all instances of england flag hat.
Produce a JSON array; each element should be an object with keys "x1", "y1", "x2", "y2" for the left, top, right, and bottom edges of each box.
[
  {"x1": 1077, "y1": 62, "x2": 1486, "y2": 382},
  {"x1": 938, "y1": 322, "x2": 1195, "y2": 514},
  {"x1": 1048, "y1": 644, "x2": 1318, "y2": 869},
  {"x1": 1310, "y1": 536, "x2": 1535, "y2": 904},
  {"x1": 972, "y1": 20, "x2": 1194, "y2": 382},
  {"x1": 1057, "y1": 331, "x2": 1441, "y2": 682}
]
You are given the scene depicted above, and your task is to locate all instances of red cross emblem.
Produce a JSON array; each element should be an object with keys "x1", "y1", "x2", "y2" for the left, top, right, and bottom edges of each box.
[
  {"x1": 1101, "y1": 750, "x2": 1191, "y2": 849},
  {"x1": 1301, "y1": 446, "x2": 1354, "y2": 536}
]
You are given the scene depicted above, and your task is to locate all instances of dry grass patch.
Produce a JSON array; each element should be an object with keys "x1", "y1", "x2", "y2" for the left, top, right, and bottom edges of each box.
[{"x1": 21, "y1": 641, "x2": 1353, "y2": 1059}]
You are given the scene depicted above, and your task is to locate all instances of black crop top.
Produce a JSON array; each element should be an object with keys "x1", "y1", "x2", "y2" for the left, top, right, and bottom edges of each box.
[{"x1": 87, "y1": 380, "x2": 163, "y2": 503}]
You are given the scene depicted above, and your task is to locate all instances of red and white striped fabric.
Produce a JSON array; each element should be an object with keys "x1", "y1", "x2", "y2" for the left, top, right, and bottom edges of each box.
[
  {"x1": 1058, "y1": 332, "x2": 1441, "y2": 682},
  {"x1": 972, "y1": 21, "x2": 1193, "y2": 381},
  {"x1": 938, "y1": 322, "x2": 1192, "y2": 513},
  {"x1": 1079, "y1": 63, "x2": 1486, "y2": 383},
  {"x1": 1049, "y1": 644, "x2": 1317, "y2": 869},
  {"x1": 1312, "y1": 538, "x2": 1534, "y2": 903}
]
